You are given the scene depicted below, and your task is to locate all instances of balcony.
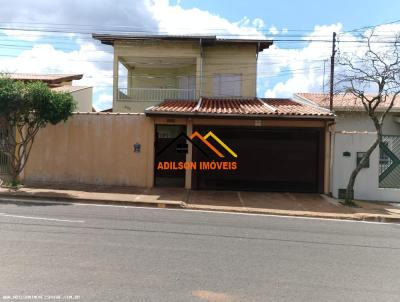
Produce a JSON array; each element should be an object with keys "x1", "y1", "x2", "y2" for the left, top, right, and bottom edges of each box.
[
  {"x1": 114, "y1": 55, "x2": 199, "y2": 112},
  {"x1": 118, "y1": 87, "x2": 199, "y2": 102}
]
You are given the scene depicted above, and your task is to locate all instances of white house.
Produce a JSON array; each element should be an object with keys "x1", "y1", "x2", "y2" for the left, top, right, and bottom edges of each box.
[{"x1": 295, "y1": 93, "x2": 400, "y2": 203}]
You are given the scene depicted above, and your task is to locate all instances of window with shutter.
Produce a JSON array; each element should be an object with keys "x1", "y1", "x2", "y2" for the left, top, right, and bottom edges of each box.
[{"x1": 213, "y1": 74, "x2": 242, "y2": 97}]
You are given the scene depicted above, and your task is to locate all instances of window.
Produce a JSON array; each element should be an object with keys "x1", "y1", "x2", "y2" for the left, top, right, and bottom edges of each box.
[
  {"x1": 178, "y1": 75, "x2": 196, "y2": 99},
  {"x1": 213, "y1": 74, "x2": 242, "y2": 97}
]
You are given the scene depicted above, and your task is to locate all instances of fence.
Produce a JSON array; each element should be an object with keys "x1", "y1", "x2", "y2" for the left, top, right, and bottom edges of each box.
[
  {"x1": 118, "y1": 87, "x2": 199, "y2": 102},
  {"x1": 0, "y1": 127, "x2": 9, "y2": 175},
  {"x1": 379, "y1": 135, "x2": 400, "y2": 188}
]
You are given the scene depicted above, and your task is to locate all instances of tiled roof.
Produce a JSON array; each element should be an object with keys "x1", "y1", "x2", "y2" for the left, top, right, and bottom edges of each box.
[
  {"x1": 296, "y1": 93, "x2": 400, "y2": 111},
  {"x1": 51, "y1": 85, "x2": 91, "y2": 93},
  {"x1": 148, "y1": 100, "x2": 198, "y2": 113},
  {"x1": 6, "y1": 73, "x2": 83, "y2": 84},
  {"x1": 146, "y1": 97, "x2": 333, "y2": 118}
]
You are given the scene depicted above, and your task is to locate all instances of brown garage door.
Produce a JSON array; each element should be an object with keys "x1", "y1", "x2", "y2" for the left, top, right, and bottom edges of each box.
[{"x1": 192, "y1": 126, "x2": 324, "y2": 193}]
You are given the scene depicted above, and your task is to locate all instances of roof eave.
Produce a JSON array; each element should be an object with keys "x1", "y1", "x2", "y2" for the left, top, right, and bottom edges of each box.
[
  {"x1": 145, "y1": 110, "x2": 335, "y2": 120},
  {"x1": 92, "y1": 33, "x2": 273, "y2": 50}
]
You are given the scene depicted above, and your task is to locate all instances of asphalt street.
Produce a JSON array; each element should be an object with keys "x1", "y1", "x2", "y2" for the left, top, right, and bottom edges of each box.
[{"x1": 0, "y1": 198, "x2": 399, "y2": 302}]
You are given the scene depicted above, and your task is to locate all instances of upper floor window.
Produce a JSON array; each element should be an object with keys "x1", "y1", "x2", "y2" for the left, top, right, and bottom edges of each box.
[{"x1": 213, "y1": 74, "x2": 242, "y2": 97}]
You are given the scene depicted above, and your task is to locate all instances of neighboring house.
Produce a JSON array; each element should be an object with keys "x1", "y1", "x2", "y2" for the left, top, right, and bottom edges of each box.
[
  {"x1": 295, "y1": 93, "x2": 400, "y2": 202},
  {"x1": 7, "y1": 73, "x2": 93, "y2": 112}
]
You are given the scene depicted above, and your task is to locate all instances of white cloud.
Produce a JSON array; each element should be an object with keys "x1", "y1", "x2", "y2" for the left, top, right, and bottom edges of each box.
[
  {"x1": 252, "y1": 18, "x2": 265, "y2": 29},
  {"x1": 263, "y1": 23, "x2": 400, "y2": 98},
  {"x1": 268, "y1": 26, "x2": 279, "y2": 35},
  {"x1": 2, "y1": 30, "x2": 42, "y2": 42},
  {"x1": 1, "y1": 0, "x2": 158, "y2": 41},
  {"x1": 146, "y1": 0, "x2": 265, "y2": 38},
  {"x1": 263, "y1": 23, "x2": 343, "y2": 97}
]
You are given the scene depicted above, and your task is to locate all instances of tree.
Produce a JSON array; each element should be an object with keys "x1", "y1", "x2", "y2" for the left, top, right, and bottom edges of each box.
[
  {"x1": 336, "y1": 32, "x2": 400, "y2": 205},
  {"x1": 0, "y1": 76, "x2": 76, "y2": 186}
]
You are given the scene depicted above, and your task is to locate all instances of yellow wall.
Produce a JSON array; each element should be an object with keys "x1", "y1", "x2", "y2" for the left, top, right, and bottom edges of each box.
[
  {"x1": 202, "y1": 44, "x2": 257, "y2": 97},
  {"x1": 129, "y1": 65, "x2": 196, "y2": 90},
  {"x1": 24, "y1": 114, "x2": 154, "y2": 187}
]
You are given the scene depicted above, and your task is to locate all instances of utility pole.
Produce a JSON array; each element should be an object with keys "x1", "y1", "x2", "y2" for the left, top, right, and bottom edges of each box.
[
  {"x1": 322, "y1": 59, "x2": 327, "y2": 93},
  {"x1": 329, "y1": 32, "x2": 337, "y2": 112}
]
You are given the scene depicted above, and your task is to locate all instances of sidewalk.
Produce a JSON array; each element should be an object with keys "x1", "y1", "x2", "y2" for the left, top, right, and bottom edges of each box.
[{"x1": 0, "y1": 183, "x2": 399, "y2": 223}]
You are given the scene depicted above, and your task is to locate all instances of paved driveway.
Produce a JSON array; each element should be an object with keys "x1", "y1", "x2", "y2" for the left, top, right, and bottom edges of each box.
[{"x1": 187, "y1": 190, "x2": 348, "y2": 213}]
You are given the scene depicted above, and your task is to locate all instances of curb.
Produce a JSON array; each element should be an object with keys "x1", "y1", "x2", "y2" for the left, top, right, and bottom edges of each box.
[
  {"x1": 0, "y1": 193, "x2": 185, "y2": 209},
  {"x1": 1, "y1": 192, "x2": 399, "y2": 223}
]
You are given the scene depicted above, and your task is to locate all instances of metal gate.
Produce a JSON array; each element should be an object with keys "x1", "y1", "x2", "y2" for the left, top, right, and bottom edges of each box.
[
  {"x1": 0, "y1": 127, "x2": 9, "y2": 175},
  {"x1": 379, "y1": 135, "x2": 400, "y2": 188}
]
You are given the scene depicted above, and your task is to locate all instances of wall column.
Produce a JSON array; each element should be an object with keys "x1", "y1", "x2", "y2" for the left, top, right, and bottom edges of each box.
[
  {"x1": 113, "y1": 54, "x2": 119, "y2": 108},
  {"x1": 324, "y1": 124, "x2": 332, "y2": 194},
  {"x1": 185, "y1": 118, "x2": 193, "y2": 189}
]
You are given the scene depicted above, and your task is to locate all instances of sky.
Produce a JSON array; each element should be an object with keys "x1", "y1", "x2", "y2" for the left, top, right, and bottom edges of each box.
[{"x1": 0, "y1": 0, "x2": 399, "y2": 110}]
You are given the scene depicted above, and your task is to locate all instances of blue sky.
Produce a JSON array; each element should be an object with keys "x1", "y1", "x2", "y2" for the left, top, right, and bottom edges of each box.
[
  {"x1": 178, "y1": 0, "x2": 400, "y2": 32},
  {"x1": 0, "y1": 0, "x2": 399, "y2": 110}
]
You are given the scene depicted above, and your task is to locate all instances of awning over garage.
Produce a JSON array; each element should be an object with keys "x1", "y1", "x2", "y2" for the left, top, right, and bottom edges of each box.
[
  {"x1": 145, "y1": 97, "x2": 334, "y2": 119},
  {"x1": 148, "y1": 97, "x2": 334, "y2": 193}
]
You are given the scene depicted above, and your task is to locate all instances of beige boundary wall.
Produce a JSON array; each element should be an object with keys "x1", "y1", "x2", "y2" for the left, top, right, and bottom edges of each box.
[
  {"x1": 24, "y1": 113, "x2": 155, "y2": 187},
  {"x1": 24, "y1": 114, "x2": 331, "y2": 193}
]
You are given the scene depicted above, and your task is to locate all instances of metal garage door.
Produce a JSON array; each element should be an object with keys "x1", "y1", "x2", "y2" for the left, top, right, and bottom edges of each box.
[{"x1": 192, "y1": 126, "x2": 324, "y2": 193}]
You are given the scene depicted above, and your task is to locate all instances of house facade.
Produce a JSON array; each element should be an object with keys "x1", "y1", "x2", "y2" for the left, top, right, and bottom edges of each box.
[
  {"x1": 92, "y1": 34, "x2": 268, "y2": 113},
  {"x1": 6, "y1": 73, "x2": 93, "y2": 112},
  {"x1": 295, "y1": 93, "x2": 400, "y2": 202},
  {"x1": 21, "y1": 35, "x2": 335, "y2": 195}
]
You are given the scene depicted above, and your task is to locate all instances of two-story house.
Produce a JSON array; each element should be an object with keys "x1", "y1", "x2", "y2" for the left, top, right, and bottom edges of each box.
[
  {"x1": 90, "y1": 34, "x2": 335, "y2": 193},
  {"x1": 22, "y1": 35, "x2": 334, "y2": 195}
]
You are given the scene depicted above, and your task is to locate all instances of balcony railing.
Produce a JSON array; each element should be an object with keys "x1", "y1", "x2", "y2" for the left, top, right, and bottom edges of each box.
[{"x1": 118, "y1": 88, "x2": 199, "y2": 102}]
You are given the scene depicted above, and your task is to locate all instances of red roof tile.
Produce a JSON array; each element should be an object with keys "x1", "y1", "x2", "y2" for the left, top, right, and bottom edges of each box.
[
  {"x1": 148, "y1": 100, "x2": 198, "y2": 112},
  {"x1": 5, "y1": 73, "x2": 83, "y2": 84},
  {"x1": 296, "y1": 93, "x2": 400, "y2": 110},
  {"x1": 146, "y1": 97, "x2": 333, "y2": 118}
]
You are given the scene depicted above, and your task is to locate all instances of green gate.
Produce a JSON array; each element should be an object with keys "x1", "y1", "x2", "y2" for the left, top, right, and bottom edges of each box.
[{"x1": 379, "y1": 135, "x2": 400, "y2": 188}]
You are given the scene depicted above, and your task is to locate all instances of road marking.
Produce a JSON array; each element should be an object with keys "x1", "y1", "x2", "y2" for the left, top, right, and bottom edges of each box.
[
  {"x1": 0, "y1": 213, "x2": 84, "y2": 223},
  {"x1": 0, "y1": 197, "x2": 396, "y2": 225}
]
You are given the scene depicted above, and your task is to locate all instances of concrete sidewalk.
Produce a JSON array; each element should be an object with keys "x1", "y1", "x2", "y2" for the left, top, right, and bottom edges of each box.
[{"x1": 0, "y1": 183, "x2": 399, "y2": 223}]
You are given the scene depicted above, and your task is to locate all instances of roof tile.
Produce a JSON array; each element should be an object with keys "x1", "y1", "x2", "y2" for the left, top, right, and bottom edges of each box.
[
  {"x1": 146, "y1": 97, "x2": 333, "y2": 118},
  {"x1": 296, "y1": 93, "x2": 400, "y2": 110}
]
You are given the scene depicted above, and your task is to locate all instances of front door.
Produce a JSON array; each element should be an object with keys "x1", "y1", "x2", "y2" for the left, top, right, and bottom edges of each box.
[{"x1": 154, "y1": 125, "x2": 187, "y2": 187}]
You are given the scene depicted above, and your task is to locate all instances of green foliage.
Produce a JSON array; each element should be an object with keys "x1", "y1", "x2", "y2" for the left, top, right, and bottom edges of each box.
[
  {"x1": 0, "y1": 74, "x2": 77, "y2": 182},
  {"x1": 0, "y1": 76, "x2": 76, "y2": 127}
]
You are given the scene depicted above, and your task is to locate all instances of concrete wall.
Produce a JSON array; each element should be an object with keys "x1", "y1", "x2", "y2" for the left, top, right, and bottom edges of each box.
[
  {"x1": 330, "y1": 110, "x2": 400, "y2": 202},
  {"x1": 335, "y1": 111, "x2": 400, "y2": 134},
  {"x1": 71, "y1": 87, "x2": 93, "y2": 112},
  {"x1": 332, "y1": 132, "x2": 400, "y2": 202},
  {"x1": 24, "y1": 114, "x2": 155, "y2": 187}
]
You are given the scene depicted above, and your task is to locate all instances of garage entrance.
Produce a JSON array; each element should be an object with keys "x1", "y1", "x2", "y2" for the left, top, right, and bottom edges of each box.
[
  {"x1": 154, "y1": 125, "x2": 187, "y2": 187},
  {"x1": 192, "y1": 126, "x2": 324, "y2": 193}
]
